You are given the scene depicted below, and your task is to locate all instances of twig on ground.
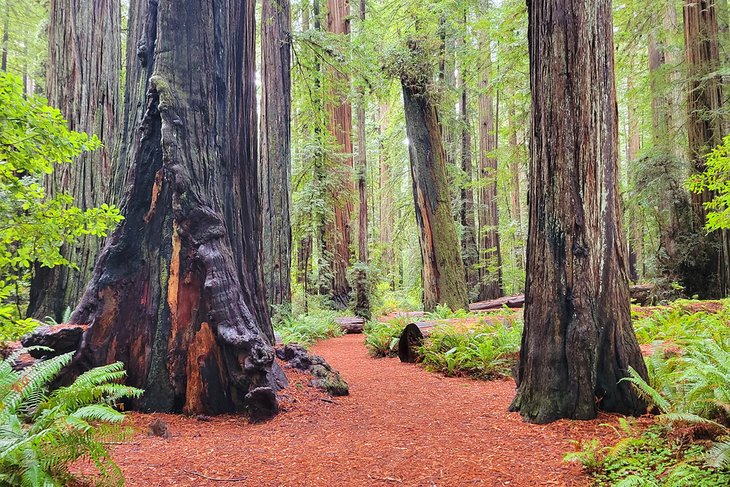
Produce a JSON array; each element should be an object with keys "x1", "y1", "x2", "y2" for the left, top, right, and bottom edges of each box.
[{"x1": 182, "y1": 470, "x2": 247, "y2": 482}]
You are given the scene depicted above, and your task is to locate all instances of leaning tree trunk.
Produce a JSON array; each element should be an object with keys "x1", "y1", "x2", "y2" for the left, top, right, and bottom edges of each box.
[
  {"x1": 322, "y1": 0, "x2": 354, "y2": 309},
  {"x1": 27, "y1": 0, "x2": 121, "y2": 321},
  {"x1": 63, "y1": 0, "x2": 281, "y2": 419},
  {"x1": 510, "y1": 0, "x2": 648, "y2": 424},
  {"x1": 260, "y1": 0, "x2": 292, "y2": 309},
  {"x1": 683, "y1": 0, "x2": 729, "y2": 297},
  {"x1": 477, "y1": 38, "x2": 503, "y2": 301},
  {"x1": 401, "y1": 73, "x2": 468, "y2": 312}
]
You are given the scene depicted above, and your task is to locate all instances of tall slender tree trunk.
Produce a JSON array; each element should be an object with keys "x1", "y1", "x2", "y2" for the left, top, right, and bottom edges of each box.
[
  {"x1": 401, "y1": 60, "x2": 468, "y2": 312},
  {"x1": 63, "y1": 0, "x2": 281, "y2": 419},
  {"x1": 508, "y1": 102, "x2": 524, "y2": 272},
  {"x1": 511, "y1": 0, "x2": 648, "y2": 424},
  {"x1": 626, "y1": 73, "x2": 642, "y2": 282},
  {"x1": 323, "y1": 0, "x2": 353, "y2": 309},
  {"x1": 1, "y1": 3, "x2": 8, "y2": 72},
  {"x1": 378, "y1": 102, "x2": 395, "y2": 289},
  {"x1": 477, "y1": 37, "x2": 503, "y2": 301},
  {"x1": 458, "y1": 12, "x2": 478, "y2": 300},
  {"x1": 27, "y1": 0, "x2": 121, "y2": 321},
  {"x1": 260, "y1": 0, "x2": 292, "y2": 310},
  {"x1": 352, "y1": 0, "x2": 370, "y2": 319},
  {"x1": 683, "y1": 0, "x2": 729, "y2": 297}
]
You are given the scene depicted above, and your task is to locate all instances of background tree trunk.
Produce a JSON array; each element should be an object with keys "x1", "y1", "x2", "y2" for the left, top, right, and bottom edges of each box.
[
  {"x1": 27, "y1": 0, "x2": 121, "y2": 321},
  {"x1": 260, "y1": 0, "x2": 293, "y2": 310},
  {"x1": 511, "y1": 0, "x2": 648, "y2": 424},
  {"x1": 401, "y1": 77, "x2": 468, "y2": 312},
  {"x1": 458, "y1": 11, "x2": 479, "y2": 300},
  {"x1": 353, "y1": 0, "x2": 370, "y2": 319},
  {"x1": 63, "y1": 0, "x2": 281, "y2": 419},
  {"x1": 322, "y1": 0, "x2": 354, "y2": 309},
  {"x1": 378, "y1": 102, "x2": 396, "y2": 289},
  {"x1": 683, "y1": 0, "x2": 729, "y2": 297},
  {"x1": 477, "y1": 40, "x2": 503, "y2": 301}
]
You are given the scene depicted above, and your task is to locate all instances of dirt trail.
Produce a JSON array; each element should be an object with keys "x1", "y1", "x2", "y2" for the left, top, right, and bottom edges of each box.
[{"x1": 102, "y1": 334, "x2": 620, "y2": 486}]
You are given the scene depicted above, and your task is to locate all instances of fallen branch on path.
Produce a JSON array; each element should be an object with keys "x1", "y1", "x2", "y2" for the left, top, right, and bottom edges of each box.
[{"x1": 182, "y1": 470, "x2": 247, "y2": 482}]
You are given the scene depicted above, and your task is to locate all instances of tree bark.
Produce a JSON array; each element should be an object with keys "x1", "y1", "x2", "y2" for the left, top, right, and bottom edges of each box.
[
  {"x1": 352, "y1": 0, "x2": 370, "y2": 319},
  {"x1": 322, "y1": 0, "x2": 354, "y2": 309},
  {"x1": 508, "y1": 102, "x2": 524, "y2": 271},
  {"x1": 683, "y1": 0, "x2": 729, "y2": 297},
  {"x1": 401, "y1": 70, "x2": 468, "y2": 312},
  {"x1": 260, "y1": 0, "x2": 292, "y2": 309},
  {"x1": 511, "y1": 0, "x2": 648, "y2": 424},
  {"x1": 62, "y1": 0, "x2": 281, "y2": 419},
  {"x1": 27, "y1": 0, "x2": 121, "y2": 322},
  {"x1": 626, "y1": 72, "x2": 642, "y2": 282},
  {"x1": 477, "y1": 40, "x2": 503, "y2": 301},
  {"x1": 458, "y1": 13, "x2": 479, "y2": 300},
  {"x1": 1, "y1": 2, "x2": 8, "y2": 72},
  {"x1": 378, "y1": 102, "x2": 396, "y2": 289}
]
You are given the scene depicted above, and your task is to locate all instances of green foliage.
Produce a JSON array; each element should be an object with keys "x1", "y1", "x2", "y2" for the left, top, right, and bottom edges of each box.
[
  {"x1": 424, "y1": 304, "x2": 470, "y2": 320},
  {"x1": 565, "y1": 424, "x2": 730, "y2": 486},
  {"x1": 419, "y1": 315, "x2": 522, "y2": 380},
  {"x1": 274, "y1": 310, "x2": 345, "y2": 349},
  {"x1": 688, "y1": 134, "x2": 730, "y2": 231},
  {"x1": 0, "y1": 73, "x2": 123, "y2": 342},
  {"x1": 371, "y1": 283, "x2": 421, "y2": 316},
  {"x1": 363, "y1": 318, "x2": 406, "y2": 358},
  {"x1": 0, "y1": 349, "x2": 143, "y2": 486}
]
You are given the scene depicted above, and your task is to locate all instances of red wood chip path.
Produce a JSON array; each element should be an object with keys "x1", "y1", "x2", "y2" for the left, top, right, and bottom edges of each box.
[{"x1": 90, "y1": 334, "x2": 627, "y2": 486}]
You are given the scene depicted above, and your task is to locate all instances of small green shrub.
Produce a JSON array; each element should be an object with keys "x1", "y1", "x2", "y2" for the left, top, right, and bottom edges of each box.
[
  {"x1": 565, "y1": 424, "x2": 730, "y2": 486},
  {"x1": 371, "y1": 285, "x2": 422, "y2": 316},
  {"x1": 633, "y1": 303, "x2": 730, "y2": 345},
  {"x1": 0, "y1": 349, "x2": 143, "y2": 486},
  {"x1": 274, "y1": 310, "x2": 344, "y2": 348},
  {"x1": 419, "y1": 318, "x2": 522, "y2": 380},
  {"x1": 363, "y1": 319, "x2": 406, "y2": 357},
  {"x1": 424, "y1": 303, "x2": 470, "y2": 320}
]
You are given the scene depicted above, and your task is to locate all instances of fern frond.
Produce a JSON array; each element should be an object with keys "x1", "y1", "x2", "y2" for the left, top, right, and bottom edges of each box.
[
  {"x1": 622, "y1": 366, "x2": 671, "y2": 413},
  {"x1": 706, "y1": 438, "x2": 730, "y2": 469}
]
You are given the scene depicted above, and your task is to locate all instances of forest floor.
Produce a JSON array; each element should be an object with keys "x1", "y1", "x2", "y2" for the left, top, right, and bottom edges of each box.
[{"x1": 82, "y1": 333, "x2": 639, "y2": 487}]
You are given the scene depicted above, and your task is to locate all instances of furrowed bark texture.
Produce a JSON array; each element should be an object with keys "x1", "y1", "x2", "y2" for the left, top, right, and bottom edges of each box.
[
  {"x1": 27, "y1": 0, "x2": 121, "y2": 321},
  {"x1": 511, "y1": 0, "x2": 648, "y2": 424},
  {"x1": 64, "y1": 0, "x2": 280, "y2": 418},
  {"x1": 260, "y1": 0, "x2": 292, "y2": 308},
  {"x1": 402, "y1": 79, "x2": 468, "y2": 312},
  {"x1": 477, "y1": 44, "x2": 503, "y2": 301},
  {"x1": 683, "y1": 0, "x2": 729, "y2": 297},
  {"x1": 323, "y1": 0, "x2": 353, "y2": 309}
]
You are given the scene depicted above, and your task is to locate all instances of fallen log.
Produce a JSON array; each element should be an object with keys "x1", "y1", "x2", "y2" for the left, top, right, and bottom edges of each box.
[
  {"x1": 469, "y1": 295, "x2": 525, "y2": 311},
  {"x1": 334, "y1": 316, "x2": 366, "y2": 334},
  {"x1": 20, "y1": 324, "x2": 89, "y2": 358},
  {"x1": 398, "y1": 322, "x2": 440, "y2": 363}
]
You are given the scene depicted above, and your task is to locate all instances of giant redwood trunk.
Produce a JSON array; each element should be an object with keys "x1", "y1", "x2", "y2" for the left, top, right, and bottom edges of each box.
[
  {"x1": 322, "y1": 0, "x2": 354, "y2": 309},
  {"x1": 63, "y1": 0, "x2": 281, "y2": 419},
  {"x1": 401, "y1": 74, "x2": 468, "y2": 312},
  {"x1": 477, "y1": 41, "x2": 503, "y2": 301},
  {"x1": 260, "y1": 0, "x2": 292, "y2": 308},
  {"x1": 27, "y1": 0, "x2": 121, "y2": 321},
  {"x1": 510, "y1": 0, "x2": 648, "y2": 424},
  {"x1": 683, "y1": 0, "x2": 729, "y2": 297}
]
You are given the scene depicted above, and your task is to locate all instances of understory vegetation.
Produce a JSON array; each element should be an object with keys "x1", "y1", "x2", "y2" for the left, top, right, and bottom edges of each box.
[
  {"x1": 274, "y1": 309, "x2": 345, "y2": 348},
  {"x1": 567, "y1": 301, "x2": 730, "y2": 484},
  {"x1": 0, "y1": 349, "x2": 142, "y2": 486}
]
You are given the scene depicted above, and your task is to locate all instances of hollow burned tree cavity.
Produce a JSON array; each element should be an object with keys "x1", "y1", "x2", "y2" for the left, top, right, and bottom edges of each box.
[
  {"x1": 64, "y1": 0, "x2": 282, "y2": 419},
  {"x1": 510, "y1": 0, "x2": 648, "y2": 423}
]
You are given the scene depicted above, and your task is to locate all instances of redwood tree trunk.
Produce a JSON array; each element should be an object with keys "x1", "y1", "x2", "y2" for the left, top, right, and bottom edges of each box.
[
  {"x1": 477, "y1": 42, "x2": 503, "y2": 301},
  {"x1": 458, "y1": 13, "x2": 478, "y2": 299},
  {"x1": 27, "y1": 0, "x2": 121, "y2": 321},
  {"x1": 260, "y1": 0, "x2": 292, "y2": 309},
  {"x1": 322, "y1": 0, "x2": 354, "y2": 309},
  {"x1": 352, "y1": 0, "x2": 370, "y2": 319},
  {"x1": 378, "y1": 102, "x2": 396, "y2": 289},
  {"x1": 64, "y1": 0, "x2": 281, "y2": 419},
  {"x1": 401, "y1": 77, "x2": 468, "y2": 312},
  {"x1": 683, "y1": 0, "x2": 729, "y2": 297},
  {"x1": 511, "y1": 0, "x2": 648, "y2": 424}
]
